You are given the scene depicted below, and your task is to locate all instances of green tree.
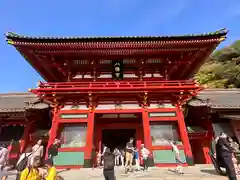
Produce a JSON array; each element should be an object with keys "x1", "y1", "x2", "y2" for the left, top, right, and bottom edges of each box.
[{"x1": 194, "y1": 40, "x2": 240, "y2": 88}]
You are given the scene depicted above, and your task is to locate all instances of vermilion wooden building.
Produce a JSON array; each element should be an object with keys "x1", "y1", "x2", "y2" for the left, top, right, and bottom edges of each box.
[
  {"x1": 0, "y1": 93, "x2": 49, "y2": 165},
  {"x1": 5, "y1": 29, "x2": 227, "y2": 168}
]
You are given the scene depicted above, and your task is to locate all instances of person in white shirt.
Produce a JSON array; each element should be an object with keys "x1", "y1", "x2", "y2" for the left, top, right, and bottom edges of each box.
[
  {"x1": 101, "y1": 144, "x2": 107, "y2": 165},
  {"x1": 31, "y1": 139, "x2": 44, "y2": 166},
  {"x1": 16, "y1": 147, "x2": 32, "y2": 167},
  {"x1": 0, "y1": 144, "x2": 9, "y2": 169},
  {"x1": 170, "y1": 141, "x2": 183, "y2": 174},
  {"x1": 140, "y1": 144, "x2": 150, "y2": 171},
  {"x1": 113, "y1": 148, "x2": 120, "y2": 166}
]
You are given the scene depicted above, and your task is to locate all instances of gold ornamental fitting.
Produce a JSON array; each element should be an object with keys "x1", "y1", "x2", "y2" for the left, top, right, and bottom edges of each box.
[{"x1": 219, "y1": 36, "x2": 226, "y2": 42}]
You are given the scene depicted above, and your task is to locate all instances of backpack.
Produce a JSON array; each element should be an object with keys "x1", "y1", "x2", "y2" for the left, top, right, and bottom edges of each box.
[
  {"x1": 103, "y1": 154, "x2": 114, "y2": 170},
  {"x1": 113, "y1": 149, "x2": 120, "y2": 156},
  {"x1": 16, "y1": 154, "x2": 31, "y2": 172}
]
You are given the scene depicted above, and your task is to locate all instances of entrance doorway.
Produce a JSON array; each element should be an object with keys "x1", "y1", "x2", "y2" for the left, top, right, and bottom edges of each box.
[
  {"x1": 102, "y1": 129, "x2": 135, "y2": 151},
  {"x1": 94, "y1": 113, "x2": 144, "y2": 154}
]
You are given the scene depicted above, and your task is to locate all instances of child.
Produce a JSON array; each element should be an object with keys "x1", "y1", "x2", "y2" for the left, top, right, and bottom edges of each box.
[
  {"x1": 140, "y1": 144, "x2": 150, "y2": 171},
  {"x1": 134, "y1": 148, "x2": 140, "y2": 171},
  {"x1": 170, "y1": 141, "x2": 183, "y2": 175}
]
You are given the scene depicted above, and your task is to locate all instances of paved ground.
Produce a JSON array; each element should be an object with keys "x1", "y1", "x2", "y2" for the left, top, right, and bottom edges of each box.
[
  {"x1": 5, "y1": 164, "x2": 232, "y2": 180},
  {"x1": 58, "y1": 165, "x2": 229, "y2": 180}
]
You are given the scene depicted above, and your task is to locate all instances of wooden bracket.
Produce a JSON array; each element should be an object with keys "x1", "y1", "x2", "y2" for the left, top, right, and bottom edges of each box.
[{"x1": 88, "y1": 93, "x2": 97, "y2": 112}]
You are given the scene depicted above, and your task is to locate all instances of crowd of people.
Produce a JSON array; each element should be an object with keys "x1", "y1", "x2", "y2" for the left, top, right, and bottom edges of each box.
[
  {"x1": 0, "y1": 138, "x2": 61, "y2": 180},
  {"x1": 0, "y1": 135, "x2": 213, "y2": 180},
  {"x1": 95, "y1": 137, "x2": 184, "y2": 180},
  {"x1": 98, "y1": 138, "x2": 150, "y2": 180}
]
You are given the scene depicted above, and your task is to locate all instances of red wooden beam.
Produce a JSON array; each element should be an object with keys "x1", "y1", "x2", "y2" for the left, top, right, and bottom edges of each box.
[
  {"x1": 148, "y1": 117, "x2": 178, "y2": 121},
  {"x1": 58, "y1": 119, "x2": 88, "y2": 123},
  {"x1": 58, "y1": 147, "x2": 85, "y2": 152},
  {"x1": 152, "y1": 145, "x2": 184, "y2": 150}
]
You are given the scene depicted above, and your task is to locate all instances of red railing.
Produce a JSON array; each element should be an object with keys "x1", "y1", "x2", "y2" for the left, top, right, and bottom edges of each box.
[{"x1": 31, "y1": 80, "x2": 202, "y2": 94}]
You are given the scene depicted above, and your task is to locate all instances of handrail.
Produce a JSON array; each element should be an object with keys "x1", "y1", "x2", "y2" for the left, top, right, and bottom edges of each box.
[
  {"x1": 31, "y1": 80, "x2": 202, "y2": 94},
  {"x1": 38, "y1": 80, "x2": 198, "y2": 89}
]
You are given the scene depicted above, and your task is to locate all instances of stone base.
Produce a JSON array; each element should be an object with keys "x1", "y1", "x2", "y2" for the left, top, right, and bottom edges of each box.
[
  {"x1": 147, "y1": 156, "x2": 154, "y2": 167},
  {"x1": 83, "y1": 159, "x2": 92, "y2": 168},
  {"x1": 186, "y1": 156, "x2": 194, "y2": 166}
]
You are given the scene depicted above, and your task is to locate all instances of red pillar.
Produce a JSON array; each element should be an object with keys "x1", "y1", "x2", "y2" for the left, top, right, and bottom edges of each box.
[
  {"x1": 177, "y1": 106, "x2": 194, "y2": 165},
  {"x1": 45, "y1": 108, "x2": 59, "y2": 159},
  {"x1": 20, "y1": 122, "x2": 32, "y2": 153},
  {"x1": 142, "y1": 110, "x2": 151, "y2": 150},
  {"x1": 84, "y1": 112, "x2": 95, "y2": 167}
]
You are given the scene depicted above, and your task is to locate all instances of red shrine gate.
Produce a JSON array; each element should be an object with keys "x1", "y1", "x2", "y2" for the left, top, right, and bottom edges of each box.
[{"x1": 6, "y1": 29, "x2": 227, "y2": 168}]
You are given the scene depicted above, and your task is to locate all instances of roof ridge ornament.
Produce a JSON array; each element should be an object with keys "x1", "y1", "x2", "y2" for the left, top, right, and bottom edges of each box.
[{"x1": 215, "y1": 28, "x2": 229, "y2": 34}]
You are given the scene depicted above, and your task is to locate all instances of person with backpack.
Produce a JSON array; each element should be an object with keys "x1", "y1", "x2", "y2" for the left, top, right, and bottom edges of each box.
[
  {"x1": 16, "y1": 147, "x2": 33, "y2": 180},
  {"x1": 17, "y1": 147, "x2": 32, "y2": 169},
  {"x1": 20, "y1": 156, "x2": 41, "y2": 180},
  {"x1": 103, "y1": 148, "x2": 115, "y2": 180}
]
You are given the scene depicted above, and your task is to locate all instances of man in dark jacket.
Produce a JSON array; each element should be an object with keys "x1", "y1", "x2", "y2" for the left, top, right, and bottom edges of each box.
[
  {"x1": 216, "y1": 132, "x2": 237, "y2": 180},
  {"x1": 103, "y1": 148, "x2": 115, "y2": 180}
]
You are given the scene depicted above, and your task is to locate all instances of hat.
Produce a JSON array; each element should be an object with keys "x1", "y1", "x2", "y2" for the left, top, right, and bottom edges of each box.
[{"x1": 44, "y1": 159, "x2": 54, "y2": 166}]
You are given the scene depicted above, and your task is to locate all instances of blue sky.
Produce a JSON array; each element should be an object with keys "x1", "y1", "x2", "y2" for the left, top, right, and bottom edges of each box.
[{"x1": 0, "y1": 0, "x2": 239, "y2": 93}]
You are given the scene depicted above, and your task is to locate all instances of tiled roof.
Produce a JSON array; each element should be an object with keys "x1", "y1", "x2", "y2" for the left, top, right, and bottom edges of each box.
[
  {"x1": 0, "y1": 93, "x2": 49, "y2": 113},
  {"x1": 188, "y1": 89, "x2": 240, "y2": 109},
  {"x1": 5, "y1": 29, "x2": 228, "y2": 43}
]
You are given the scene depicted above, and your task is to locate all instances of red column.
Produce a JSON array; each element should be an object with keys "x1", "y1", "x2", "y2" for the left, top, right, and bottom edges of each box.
[
  {"x1": 142, "y1": 110, "x2": 151, "y2": 150},
  {"x1": 45, "y1": 108, "x2": 59, "y2": 159},
  {"x1": 20, "y1": 121, "x2": 32, "y2": 153},
  {"x1": 84, "y1": 112, "x2": 95, "y2": 167},
  {"x1": 177, "y1": 106, "x2": 194, "y2": 165}
]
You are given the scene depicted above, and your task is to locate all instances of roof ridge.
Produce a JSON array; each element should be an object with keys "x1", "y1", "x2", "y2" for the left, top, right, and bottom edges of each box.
[{"x1": 5, "y1": 28, "x2": 228, "y2": 40}]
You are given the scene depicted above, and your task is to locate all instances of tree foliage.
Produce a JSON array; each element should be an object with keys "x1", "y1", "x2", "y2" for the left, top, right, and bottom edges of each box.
[{"x1": 194, "y1": 40, "x2": 240, "y2": 88}]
